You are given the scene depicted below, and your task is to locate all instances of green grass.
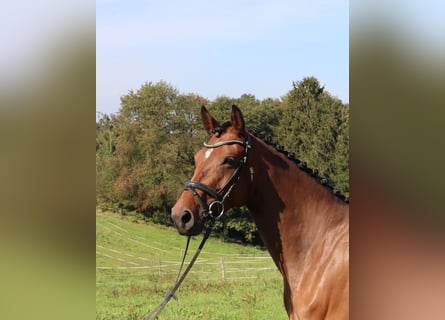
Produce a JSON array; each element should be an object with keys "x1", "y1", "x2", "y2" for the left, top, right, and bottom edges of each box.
[{"x1": 96, "y1": 211, "x2": 288, "y2": 319}]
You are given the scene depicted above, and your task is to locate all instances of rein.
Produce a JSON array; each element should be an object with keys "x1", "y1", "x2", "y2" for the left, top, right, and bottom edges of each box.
[
  {"x1": 143, "y1": 228, "x2": 211, "y2": 320},
  {"x1": 142, "y1": 134, "x2": 250, "y2": 320}
]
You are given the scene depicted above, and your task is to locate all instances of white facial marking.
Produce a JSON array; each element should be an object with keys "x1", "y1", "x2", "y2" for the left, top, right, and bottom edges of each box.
[{"x1": 205, "y1": 148, "x2": 213, "y2": 159}]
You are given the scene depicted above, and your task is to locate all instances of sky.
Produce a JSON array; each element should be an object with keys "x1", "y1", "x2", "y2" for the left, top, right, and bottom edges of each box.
[{"x1": 96, "y1": 0, "x2": 349, "y2": 115}]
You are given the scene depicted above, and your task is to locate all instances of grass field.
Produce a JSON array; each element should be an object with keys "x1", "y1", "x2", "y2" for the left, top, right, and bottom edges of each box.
[{"x1": 96, "y1": 211, "x2": 288, "y2": 319}]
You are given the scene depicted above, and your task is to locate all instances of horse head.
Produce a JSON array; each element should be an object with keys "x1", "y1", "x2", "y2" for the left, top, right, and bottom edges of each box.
[{"x1": 171, "y1": 105, "x2": 251, "y2": 236}]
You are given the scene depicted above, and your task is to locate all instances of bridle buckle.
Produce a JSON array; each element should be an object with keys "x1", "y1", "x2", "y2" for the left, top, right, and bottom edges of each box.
[{"x1": 208, "y1": 201, "x2": 224, "y2": 219}]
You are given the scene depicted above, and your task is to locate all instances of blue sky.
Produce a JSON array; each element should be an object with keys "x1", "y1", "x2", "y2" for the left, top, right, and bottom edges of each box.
[{"x1": 96, "y1": 0, "x2": 349, "y2": 115}]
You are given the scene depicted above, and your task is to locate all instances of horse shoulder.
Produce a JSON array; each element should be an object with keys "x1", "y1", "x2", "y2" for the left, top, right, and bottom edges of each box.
[{"x1": 293, "y1": 221, "x2": 349, "y2": 319}]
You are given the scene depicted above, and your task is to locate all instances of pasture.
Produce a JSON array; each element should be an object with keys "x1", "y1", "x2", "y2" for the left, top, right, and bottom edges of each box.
[{"x1": 96, "y1": 211, "x2": 288, "y2": 319}]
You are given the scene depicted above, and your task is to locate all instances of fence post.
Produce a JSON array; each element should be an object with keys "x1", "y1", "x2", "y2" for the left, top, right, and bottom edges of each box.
[
  {"x1": 158, "y1": 254, "x2": 162, "y2": 275},
  {"x1": 220, "y1": 257, "x2": 225, "y2": 280}
]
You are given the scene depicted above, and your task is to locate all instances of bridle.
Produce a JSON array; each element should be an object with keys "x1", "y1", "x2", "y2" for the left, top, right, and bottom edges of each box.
[
  {"x1": 143, "y1": 132, "x2": 251, "y2": 320},
  {"x1": 184, "y1": 133, "x2": 251, "y2": 221}
]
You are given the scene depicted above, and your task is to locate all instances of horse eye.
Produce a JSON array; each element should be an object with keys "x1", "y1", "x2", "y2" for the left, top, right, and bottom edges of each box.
[{"x1": 223, "y1": 156, "x2": 236, "y2": 167}]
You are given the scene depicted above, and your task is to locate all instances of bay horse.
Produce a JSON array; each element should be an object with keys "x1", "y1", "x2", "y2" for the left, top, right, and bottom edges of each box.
[{"x1": 171, "y1": 105, "x2": 349, "y2": 319}]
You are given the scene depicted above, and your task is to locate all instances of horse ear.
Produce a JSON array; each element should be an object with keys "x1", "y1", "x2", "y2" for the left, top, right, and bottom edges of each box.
[
  {"x1": 231, "y1": 105, "x2": 245, "y2": 132},
  {"x1": 201, "y1": 106, "x2": 220, "y2": 135}
]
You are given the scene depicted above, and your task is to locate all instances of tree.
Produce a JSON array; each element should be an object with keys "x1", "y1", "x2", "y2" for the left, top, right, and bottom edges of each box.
[
  {"x1": 330, "y1": 103, "x2": 349, "y2": 196},
  {"x1": 96, "y1": 113, "x2": 120, "y2": 206},
  {"x1": 110, "y1": 81, "x2": 208, "y2": 217},
  {"x1": 96, "y1": 113, "x2": 115, "y2": 155},
  {"x1": 244, "y1": 97, "x2": 283, "y2": 137},
  {"x1": 277, "y1": 77, "x2": 349, "y2": 195}
]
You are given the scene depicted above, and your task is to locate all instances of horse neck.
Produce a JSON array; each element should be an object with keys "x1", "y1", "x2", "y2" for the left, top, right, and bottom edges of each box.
[{"x1": 245, "y1": 136, "x2": 349, "y2": 271}]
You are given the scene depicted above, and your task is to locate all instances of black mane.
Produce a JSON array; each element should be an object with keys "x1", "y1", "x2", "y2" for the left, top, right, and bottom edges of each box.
[{"x1": 250, "y1": 129, "x2": 349, "y2": 204}]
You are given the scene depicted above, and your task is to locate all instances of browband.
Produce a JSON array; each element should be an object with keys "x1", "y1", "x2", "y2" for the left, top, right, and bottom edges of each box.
[{"x1": 203, "y1": 139, "x2": 245, "y2": 148}]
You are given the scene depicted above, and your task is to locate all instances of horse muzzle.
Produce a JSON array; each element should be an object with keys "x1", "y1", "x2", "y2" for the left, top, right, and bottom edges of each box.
[{"x1": 171, "y1": 204, "x2": 204, "y2": 236}]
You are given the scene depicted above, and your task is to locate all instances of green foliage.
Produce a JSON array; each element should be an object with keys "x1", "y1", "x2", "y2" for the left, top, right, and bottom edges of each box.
[
  {"x1": 220, "y1": 207, "x2": 262, "y2": 245},
  {"x1": 96, "y1": 78, "x2": 349, "y2": 243},
  {"x1": 96, "y1": 113, "x2": 120, "y2": 205},
  {"x1": 276, "y1": 77, "x2": 349, "y2": 196},
  {"x1": 96, "y1": 113, "x2": 116, "y2": 155},
  {"x1": 108, "y1": 81, "x2": 208, "y2": 217}
]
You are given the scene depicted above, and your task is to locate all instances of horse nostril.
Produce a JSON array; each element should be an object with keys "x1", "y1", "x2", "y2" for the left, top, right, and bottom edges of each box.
[{"x1": 181, "y1": 210, "x2": 192, "y2": 225}]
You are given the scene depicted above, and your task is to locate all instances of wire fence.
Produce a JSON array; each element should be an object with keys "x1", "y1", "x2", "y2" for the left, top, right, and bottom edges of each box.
[
  {"x1": 96, "y1": 246, "x2": 277, "y2": 281},
  {"x1": 96, "y1": 215, "x2": 280, "y2": 285}
]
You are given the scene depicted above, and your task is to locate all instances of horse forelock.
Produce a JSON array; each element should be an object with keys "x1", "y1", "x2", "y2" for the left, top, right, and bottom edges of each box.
[
  {"x1": 210, "y1": 121, "x2": 248, "y2": 141},
  {"x1": 210, "y1": 121, "x2": 231, "y2": 137}
]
